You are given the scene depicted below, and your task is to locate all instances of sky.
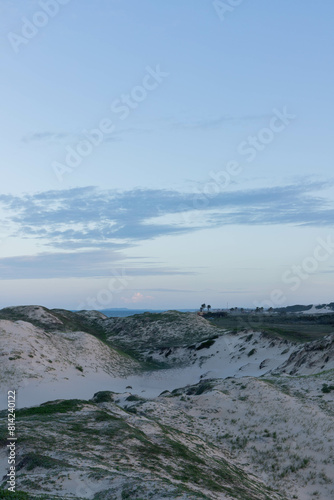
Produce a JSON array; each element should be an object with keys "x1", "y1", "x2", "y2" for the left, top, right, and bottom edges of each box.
[{"x1": 0, "y1": 0, "x2": 333, "y2": 310}]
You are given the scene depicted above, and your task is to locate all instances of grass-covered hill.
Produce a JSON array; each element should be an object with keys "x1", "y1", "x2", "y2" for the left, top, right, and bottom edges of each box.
[
  {"x1": 0, "y1": 390, "x2": 285, "y2": 500},
  {"x1": 0, "y1": 306, "x2": 222, "y2": 366},
  {"x1": 1, "y1": 305, "x2": 334, "y2": 498},
  {"x1": 2, "y1": 367, "x2": 334, "y2": 499}
]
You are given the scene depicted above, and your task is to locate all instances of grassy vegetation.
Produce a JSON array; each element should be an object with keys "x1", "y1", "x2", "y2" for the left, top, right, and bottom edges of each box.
[
  {"x1": 208, "y1": 312, "x2": 334, "y2": 342},
  {"x1": 0, "y1": 491, "x2": 31, "y2": 499},
  {"x1": 290, "y1": 368, "x2": 334, "y2": 380},
  {"x1": 130, "y1": 310, "x2": 185, "y2": 322},
  {"x1": 0, "y1": 305, "x2": 158, "y2": 370},
  {"x1": 11, "y1": 395, "x2": 283, "y2": 500},
  {"x1": 321, "y1": 383, "x2": 334, "y2": 393},
  {"x1": 0, "y1": 306, "x2": 223, "y2": 370},
  {"x1": 185, "y1": 380, "x2": 216, "y2": 396},
  {"x1": 0, "y1": 489, "x2": 62, "y2": 499},
  {"x1": 126, "y1": 394, "x2": 144, "y2": 402},
  {"x1": 18, "y1": 453, "x2": 72, "y2": 471},
  {"x1": 16, "y1": 399, "x2": 90, "y2": 417},
  {"x1": 91, "y1": 391, "x2": 115, "y2": 403},
  {"x1": 100, "y1": 311, "x2": 223, "y2": 367},
  {"x1": 195, "y1": 338, "x2": 217, "y2": 350},
  {"x1": 0, "y1": 426, "x2": 7, "y2": 447},
  {"x1": 0, "y1": 305, "x2": 112, "y2": 344}
]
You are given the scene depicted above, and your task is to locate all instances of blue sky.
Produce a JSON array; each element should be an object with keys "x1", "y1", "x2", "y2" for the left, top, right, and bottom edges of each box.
[{"x1": 0, "y1": 0, "x2": 333, "y2": 309}]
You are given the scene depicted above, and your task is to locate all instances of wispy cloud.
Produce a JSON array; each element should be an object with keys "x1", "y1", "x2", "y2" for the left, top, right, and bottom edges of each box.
[
  {"x1": 22, "y1": 132, "x2": 71, "y2": 143},
  {"x1": 0, "y1": 250, "x2": 123, "y2": 280},
  {"x1": 21, "y1": 126, "x2": 151, "y2": 145},
  {"x1": 22, "y1": 132, "x2": 120, "y2": 145},
  {"x1": 0, "y1": 250, "x2": 196, "y2": 280},
  {"x1": 0, "y1": 179, "x2": 333, "y2": 280},
  {"x1": 21, "y1": 113, "x2": 267, "y2": 145},
  {"x1": 318, "y1": 266, "x2": 334, "y2": 274},
  {"x1": 139, "y1": 288, "x2": 197, "y2": 293},
  {"x1": 170, "y1": 113, "x2": 270, "y2": 131},
  {"x1": 1, "y1": 180, "x2": 333, "y2": 253}
]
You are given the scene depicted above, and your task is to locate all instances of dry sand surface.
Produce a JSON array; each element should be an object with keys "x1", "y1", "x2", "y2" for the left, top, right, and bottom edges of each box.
[{"x1": 0, "y1": 307, "x2": 334, "y2": 499}]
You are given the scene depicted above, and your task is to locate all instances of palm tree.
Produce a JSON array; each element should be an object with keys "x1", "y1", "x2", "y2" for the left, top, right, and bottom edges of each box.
[
  {"x1": 207, "y1": 305, "x2": 211, "y2": 312},
  {"x1": 201, "y1": 303, "x2": 206, "y2": 311}
]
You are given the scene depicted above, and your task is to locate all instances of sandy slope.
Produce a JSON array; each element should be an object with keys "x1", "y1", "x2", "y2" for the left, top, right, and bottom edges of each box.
[
  {"x1": 0, "y1": 319, "x2": 140, "y2": 404},
  {"x1": 0, "y1": 320, "x2": 299, "y2": 410},
  {"x1": 151, "y1": 331, "x2": 297, "y2": 376},
  {"x1": 1, "y1": 371, "x2": 333, "y2": 499},
  {"x1": 301, "y1": 305, "x2": 334, "y2": 314},
  {"x1": 274, "y1": 334, "x2": 334, "y2": 375},
  {"x1": 126, "y1": 373, "x2": 334, "y2": 500},
  {"x1": 1, "y1": 307, "x2": 334, "y2": 499},
  {"x1": 0, "y1": 391, "x2": 285, "y2": 500},
  {"x1": 1, "y1": 313, "x2": 333, "y2": 409}
]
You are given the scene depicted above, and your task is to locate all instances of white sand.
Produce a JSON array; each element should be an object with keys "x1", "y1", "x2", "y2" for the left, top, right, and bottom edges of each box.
[{"x1": 0, "y1": 325, "x2": 298, "y2": 409}]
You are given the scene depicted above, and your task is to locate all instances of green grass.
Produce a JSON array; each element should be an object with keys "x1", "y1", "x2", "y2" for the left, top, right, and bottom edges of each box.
[
  {"x1": 208, "y1": 312, "x2": 334, "y2": 342},
  {"x1": 294, "y1": 368, "x2": 334, "y2": 379},
  {"x1": 18, "y1": 453, "x2": 72, "y2": 471},
  {"x1": 0, "y1": 489, "x2": 61, "y2": 499},
  {"x1": 0, "y1": 491, "x2": 30, "y2": 499},
  {"x1": 16, "y1": 399, "x2": 90, "y2": 417},
  {"x1": 130, "y1": 310, "x2": 186, "y2": 322},
  {"x1": 11, "y1": 396, "x2": 284, "y2": 500},
  {"x1": 126, "y1": 394, "x2": 144, "y2": 402},
  {"x1": 94, "y1": 411, "x2": 119, "y2": 422},
  {"x1": 321, "y1": 383, "x2": 334, "y2": 393},
  {"x1": 186, "y1": 380, "x2": 216, "y2": 396},
  {"x1": 91, "y1": 391, "x2": 115, "y2": 403}
]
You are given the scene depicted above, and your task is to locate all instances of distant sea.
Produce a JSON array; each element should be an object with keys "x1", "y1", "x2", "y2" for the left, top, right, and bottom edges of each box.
[{"x1": 99, "y1": 309, "x2": 197, "y2": 318}]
